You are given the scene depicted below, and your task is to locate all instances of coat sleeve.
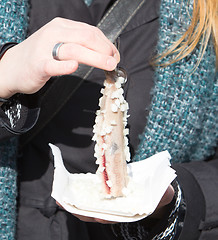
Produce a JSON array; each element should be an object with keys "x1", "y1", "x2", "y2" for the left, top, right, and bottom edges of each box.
[
  {"x1": 172, "y1": 149, "x2": 218, "y2": 239},
  {"x1": 0, "y1": 93, "x2": 40, "y2": 141}
]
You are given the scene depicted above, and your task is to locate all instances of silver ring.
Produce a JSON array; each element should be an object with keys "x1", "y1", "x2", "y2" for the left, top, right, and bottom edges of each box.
[{"x1": 52, "y1": 42, "x2": 64, "y2": 60}]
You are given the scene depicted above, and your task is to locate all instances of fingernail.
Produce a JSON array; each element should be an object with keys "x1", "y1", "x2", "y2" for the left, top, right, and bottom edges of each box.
[
  {"x1": 114, "y1": 52, "x2": 120, "y2": 63},
  {"x1": 107, "y1": 57, "x2": 117, "y2": 70}
]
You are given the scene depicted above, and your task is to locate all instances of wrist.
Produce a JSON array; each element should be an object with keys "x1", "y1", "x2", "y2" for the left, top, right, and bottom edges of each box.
[{"x1": 0, "y1": 42, "x2": 18, "y2": 100}]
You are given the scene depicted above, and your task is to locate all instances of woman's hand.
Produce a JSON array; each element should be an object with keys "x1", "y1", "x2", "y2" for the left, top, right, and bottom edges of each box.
[
  {"x1": 57, "y1": 184, "x2": 175, "y2": 224},
  {"x1": 0, "y1": 17, "x2": 120, "y2": 98}
]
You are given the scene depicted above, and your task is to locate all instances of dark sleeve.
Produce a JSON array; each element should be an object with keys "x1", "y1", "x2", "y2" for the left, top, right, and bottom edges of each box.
[
  {"x1": 0, "y1": 93, "x2": 40, "y2": 141},
  {"x1": 172, "y1": 149, "x2": 218, "y2": 239}
]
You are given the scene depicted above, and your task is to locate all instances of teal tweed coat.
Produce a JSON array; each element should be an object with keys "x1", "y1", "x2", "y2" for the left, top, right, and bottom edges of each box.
[{"x1": 0, "y1": 0, "x2": 29, "y2": 239}]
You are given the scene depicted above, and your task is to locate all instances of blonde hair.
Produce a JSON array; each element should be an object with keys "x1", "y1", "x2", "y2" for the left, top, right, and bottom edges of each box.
[{"x1": 157, "y1": 0, "x2": 218, "y2": 68}]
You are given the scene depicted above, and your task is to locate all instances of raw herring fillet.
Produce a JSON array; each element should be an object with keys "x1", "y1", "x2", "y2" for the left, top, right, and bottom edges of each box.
[{"x1": 93, "y1": 69, "x2": 130, "y2": 198}]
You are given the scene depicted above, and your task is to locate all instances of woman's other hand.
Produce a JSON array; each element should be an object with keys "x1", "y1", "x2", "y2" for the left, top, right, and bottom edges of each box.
[{"x1": 57, "y1": 184, "x2": 175, "y2": 224}]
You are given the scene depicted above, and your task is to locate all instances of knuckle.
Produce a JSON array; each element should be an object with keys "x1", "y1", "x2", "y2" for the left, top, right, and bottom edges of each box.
[
  {"x1": 51, "y1": 17, "x2": 64, "y2": 25},
  {"x1": 93, "y1": 26, "x2": 104, "y2": 36},
  {"x1": 84, "y1": 29, "x2": 97, "y2": 43},
  {"x1": 41, "y1": 21, "x2": 59, "y2": 38}
]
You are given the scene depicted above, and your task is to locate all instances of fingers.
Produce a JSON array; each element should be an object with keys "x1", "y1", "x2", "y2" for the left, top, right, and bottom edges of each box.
[
  {"x1": 53, "y1": 43, "x2": 118, "y2": 71},
  {"x1": 148, "y1": 185, "x2": 175, "y2": 219},
  {"x1": 56, "y1": 203, "x2": 96, "y2": 223},
  {"x1": 56, "y1": 28, "x2": 119, "y2": 59},
  {"x1": 93, "y1": 218, "x2": 116, "y2": 224},
  {"x1": 158, "y1": 185, "x2": 175, "y2": 208},
  {"x1": 42, "y1": 18, "x2": 120, "y2": 77},
  {"x1": 56, "y1": 202, "x2": 116, "y2": 224},
  {"x1": 73, "y1": 213, "x2": 116, "y2": 224},
  {"x1": 50, "y1": 18, "x2": 119, "y2": 59},
  {"x1": 43, "y1": 59, "x2": 79, "y2": 77}
]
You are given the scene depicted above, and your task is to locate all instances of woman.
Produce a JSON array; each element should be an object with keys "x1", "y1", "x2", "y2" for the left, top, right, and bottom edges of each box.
[{"x1": 0, "y1": 0, "x2": 217, "y2": 239}]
